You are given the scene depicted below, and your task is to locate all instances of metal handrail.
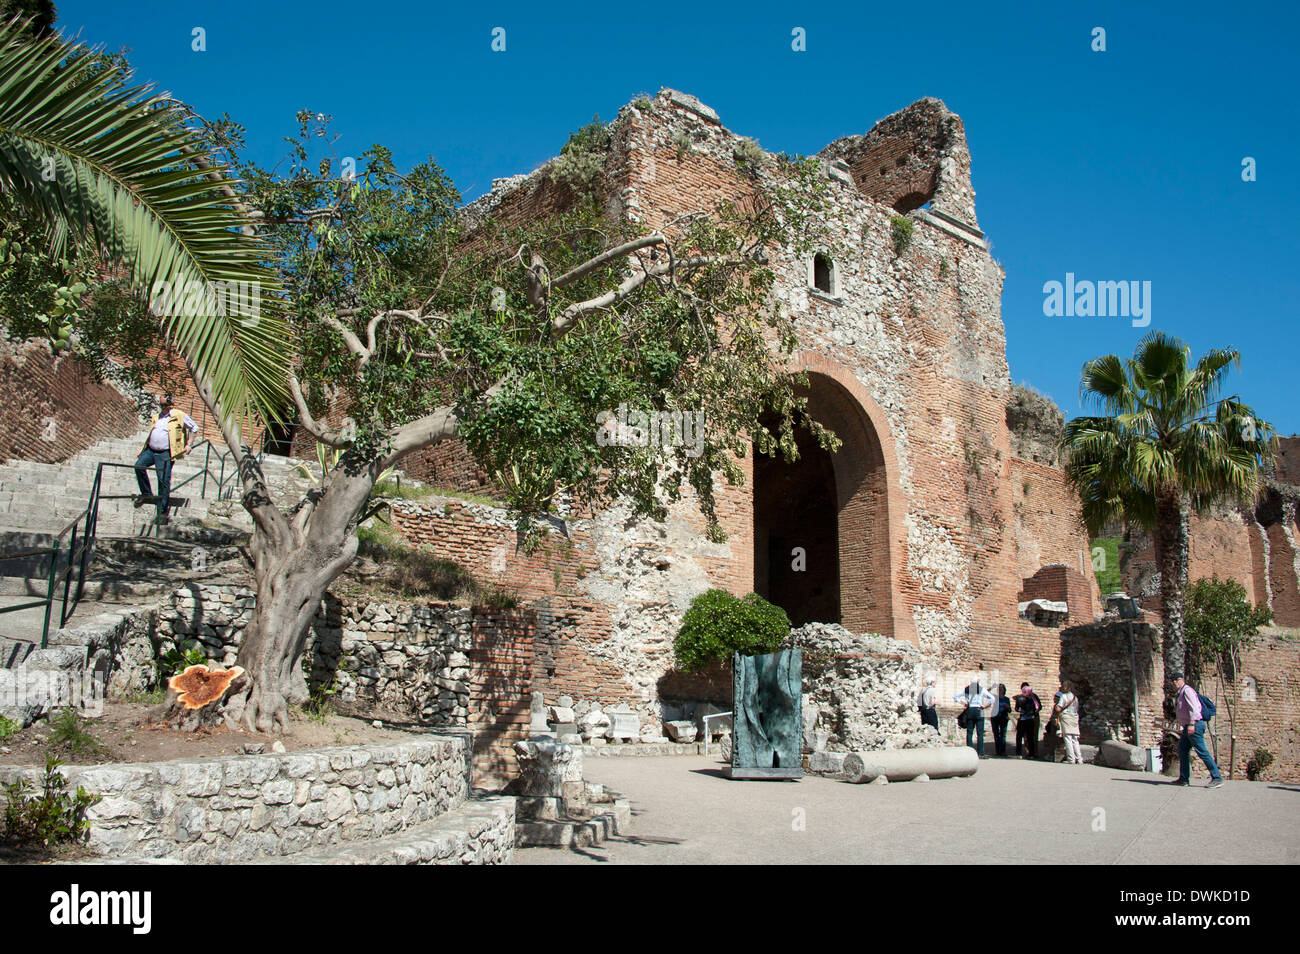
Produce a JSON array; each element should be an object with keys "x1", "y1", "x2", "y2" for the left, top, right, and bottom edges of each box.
[
  {"x1": 0, "y1": 436, "x2": 243, "y2": 647},
  {"x1": 1, "y1": 415, "x2": 315, "y2": 647}
]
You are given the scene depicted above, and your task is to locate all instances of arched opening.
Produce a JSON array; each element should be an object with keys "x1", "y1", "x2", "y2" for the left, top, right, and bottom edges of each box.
[
  {"x1": 754, "y1": 419, "x2": 840, "y2": 626},
  {"x1": 753, "y1": 370, "x2": 894, "y2": 634}
]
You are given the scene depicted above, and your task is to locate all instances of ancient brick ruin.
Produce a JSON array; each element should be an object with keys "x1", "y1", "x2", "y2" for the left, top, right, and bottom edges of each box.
[
  {"x1": 384, "y1": 89, "x2": 1102, "y2": 720},
  {"x1": 5, "y1": 87, "x2": 1296, "y2": 778}
]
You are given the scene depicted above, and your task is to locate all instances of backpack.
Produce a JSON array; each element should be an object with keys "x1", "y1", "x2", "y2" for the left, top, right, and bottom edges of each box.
[{"x1": 1198, "y1": 693, "x2": 1217, "y2": 719}]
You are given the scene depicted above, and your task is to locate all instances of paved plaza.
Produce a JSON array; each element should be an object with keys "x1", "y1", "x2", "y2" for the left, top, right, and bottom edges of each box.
[{"x1": 518, "y1": 754, "x2": 1300, "y2": 865}]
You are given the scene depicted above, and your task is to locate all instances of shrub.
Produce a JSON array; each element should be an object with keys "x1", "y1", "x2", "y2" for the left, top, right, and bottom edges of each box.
[
  {"x1": 550, "y1": 116, "x2": 612, "y2": 201},
  {"x1": 1246, "y1": 747, "x2": 1274, "y2": 781},
  {"x1": 1, "y1": 755, "x2": 99, "y2": 847},
  {"x1": 890, "y1": 214, "x2": 914, "y2": 256},
  {"x1": 732, "y1": 137, "x2": 765, "y2": 176},
  {"x1": 673, "y1": 589, "x2": 791, "y2": 673},
  {"x1": 0, "y1": 715, "x2": 20, "y2": 743},
  {"x1": 159, "y1": 644, "x2": 208, "y2": 678}
]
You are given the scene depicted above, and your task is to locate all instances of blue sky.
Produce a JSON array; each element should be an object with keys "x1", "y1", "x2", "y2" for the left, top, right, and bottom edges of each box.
[{"x1": 55, "y1": 1, "x2": 1300, "y2": 434}]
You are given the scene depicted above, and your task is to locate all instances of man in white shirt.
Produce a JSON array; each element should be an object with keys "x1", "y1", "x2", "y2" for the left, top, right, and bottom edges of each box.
[
  {"x1": 916, "y1": 675, "x2": 939, "y2": 732},
  {"x1": 954, "y1": 678, "x2": 994, "y2": 757},
  {"x1": 134, "y1": 394, "x2": 199, "y2": 525}
]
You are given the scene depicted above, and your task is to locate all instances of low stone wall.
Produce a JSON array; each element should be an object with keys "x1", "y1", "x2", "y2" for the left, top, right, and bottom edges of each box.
[
  {"x1": 147, "y1": 581, "x2": 533, "y2": 788},
  {"x1": 0, "y1": 739, "x2": 482, "y2": 863}
]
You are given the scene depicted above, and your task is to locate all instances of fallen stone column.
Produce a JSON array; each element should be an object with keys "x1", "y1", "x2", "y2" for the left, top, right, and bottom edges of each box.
[{"x1": 843, "y1": 746, "x2": 978, "y2": 783}]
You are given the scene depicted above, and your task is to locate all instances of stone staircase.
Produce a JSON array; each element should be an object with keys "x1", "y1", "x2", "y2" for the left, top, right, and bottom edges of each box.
[{"x1": 0, "y1": 428, "x2": 314, "y2": 538}]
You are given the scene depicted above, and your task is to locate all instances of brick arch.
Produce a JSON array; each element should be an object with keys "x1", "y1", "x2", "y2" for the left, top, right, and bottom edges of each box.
[{"x1": 782, "y1": 352, "x2": 912, "y2": 644}]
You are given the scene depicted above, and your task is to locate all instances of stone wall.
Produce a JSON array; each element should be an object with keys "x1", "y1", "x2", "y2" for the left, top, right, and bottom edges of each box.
[
  {"x1": 1060, "y1": 619, "x2": 1300, "y2": 781},
  {"x1": 791, "y1": 622, "x2": 942, "y2": 752},
  {"x1": 149, "y1": 581, "x2": 534, "y2": 789},
  {"x1": 375, "y1": 89, "x2": 1096, "y2": 730},
  {"x1": 1059, "y1": 621, "x2": 1163, "y2": 747},
  {"x1": 1200, "y1": 632, "x2": 1300, "y2": 782},
  {"x1": 0, "y1": 739, "x2": 514, "y2": 862}
]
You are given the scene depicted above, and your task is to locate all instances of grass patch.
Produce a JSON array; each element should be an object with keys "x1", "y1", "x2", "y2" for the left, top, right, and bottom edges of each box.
[
  {"x1": 1091, "y1": 537, "x2": 1123, "y2": 594},
  {"x1": 890, "y1": 214, "x2": 914, "y2": 256},
  {"x1": 118, "y1": 689, "x2": 165, "y2": 706},
  {"x1": 46, "y1": 709, "x2": 108, "y2": 759},
  {"x1": 352, "y1": 534, "x2": 520, "y2": 607},
  {"x1": 371, "y1": 480, "x2": 504, "y2": 509}
]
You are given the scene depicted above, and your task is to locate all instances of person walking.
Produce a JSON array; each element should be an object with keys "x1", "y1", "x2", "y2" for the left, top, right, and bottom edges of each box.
[
  {"x1": 916, "y1": 674, "x2": 939, "y2": 733},
  {"x1": 1050, "y1": 681, "x2": 1083, "y2": 764},
  {"x1": 1170, "y1": 672, "x2": 1224, "y2": 788},
  {"x1": 134, "y1": 394, "x2": 198, "y2": 525},
  {"x1": 954, "y1": 679, "x2": 994, "y2": 757},
  {"x1": 991, "y1": 684, "x2": 1011, "y2": 756},
  {"x1": 1014, "y1": 682, "x2": 1042, "y2": 758}
]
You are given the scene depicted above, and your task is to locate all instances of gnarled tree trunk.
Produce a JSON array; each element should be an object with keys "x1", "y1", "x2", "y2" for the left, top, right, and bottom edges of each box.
[{"x1": 217, "y1": 464, "x2": 371, "y2": 733}]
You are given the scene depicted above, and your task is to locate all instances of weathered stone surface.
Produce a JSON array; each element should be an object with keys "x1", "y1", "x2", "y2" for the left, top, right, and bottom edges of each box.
[
  {"x1": 790, "y1": 623, "x2": 942, "y2": 752},
  {"x1": 513, "y1": 738, "x2": 583, "y2": 796},
  {"x1": 1098, "y1": 739, "x2": 1146, "y2": 771},
  {"x1": 664, "y1": 720, "x2": 697, "y2": 743},
  {"x1": 0, "y1": 738, "x2": 469, "y2": 863},
  {"x1": 608, "y1": 709, "x2": 640, "y2": 741}
]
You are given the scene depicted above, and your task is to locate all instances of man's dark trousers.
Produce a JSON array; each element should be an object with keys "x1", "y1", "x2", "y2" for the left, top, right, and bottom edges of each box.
[
  {"x1": 135, "y1": 446, "x2": 172, "y2": 518},
  {"x1": 1016, "y1": 717, "x2": 1038, "y2": 757},
  {"x1": 965, "y1": 713, "x2": 985, "y2": 756}
]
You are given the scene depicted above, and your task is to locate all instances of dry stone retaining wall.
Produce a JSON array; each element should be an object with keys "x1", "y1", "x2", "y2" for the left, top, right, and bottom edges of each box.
[{"x1": 0, "y1": 738, "x2": 517, "y2": 863}]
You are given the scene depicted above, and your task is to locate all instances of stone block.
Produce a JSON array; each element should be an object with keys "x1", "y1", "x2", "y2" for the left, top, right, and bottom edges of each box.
[
  {"x1": 1098, "y1": 739, "x2": 1145, "y2": 771},
  {"x1": 664, "y1": 720, "x2": 698, "y2": 743}
]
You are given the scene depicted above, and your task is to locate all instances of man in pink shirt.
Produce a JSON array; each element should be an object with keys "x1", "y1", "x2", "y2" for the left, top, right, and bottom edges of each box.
[{"x1": 1171, "y1": 672, "x2": 1223, "y2": 788}]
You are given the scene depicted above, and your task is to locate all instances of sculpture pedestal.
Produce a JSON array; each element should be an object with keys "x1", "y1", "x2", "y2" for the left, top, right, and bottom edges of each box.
[{"x1": 726, "y1": 765, "x2": 803, "y2": 780}]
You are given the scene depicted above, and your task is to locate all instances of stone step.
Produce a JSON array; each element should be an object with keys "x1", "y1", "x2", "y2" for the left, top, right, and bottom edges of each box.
[
  {"x1": 255, "y1": 797, "x2": 515, "y2": 865},
  {"x1": 515, "y1": 808, "x2": 625, "y2": 848}
]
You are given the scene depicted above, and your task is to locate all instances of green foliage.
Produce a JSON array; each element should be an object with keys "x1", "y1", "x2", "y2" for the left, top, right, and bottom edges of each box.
[
  {"x1": 0, "y1": 21, "x2": 290, "y2": 420},
  {"x1": 45, "y1": 709, "x2": 106, "y2": 758},
  {"x1": 890, "y1": 214, "x2": 914, "y2": 256},
  {"x1": 938, "y1": 257, "x2": 949, "y2": 279},
  {"x1": 1, "y1": 755, "x2": 99, "y2": 847},
  {"x1": 548, "y1": 115, "x2": 612, "y2": 201},
  {"x1": 1062, "y1": 332, "x2": 1276, "y2": 536},
  {"x1": 1091, "y1": 537, "x2": 1122, "y2": 594},
  {"x1": 1246, "y1": 747, "x2": 1274, "y2": 781},
  {"x1": 1185, "y1": 575, "x2": 1273, "y2": 683},
  {"x1": 303, "y1": 682, "x2": 337, "y2": 724},
  {"x1": 673, "y1": 589, "x2": 791, "y2": 673},
  {"x1": 0, "y1": 714, "x2": 20, "y2": 742},
  {"x1": 158, "y1": 645, "x2": 208, "y2": 679}
]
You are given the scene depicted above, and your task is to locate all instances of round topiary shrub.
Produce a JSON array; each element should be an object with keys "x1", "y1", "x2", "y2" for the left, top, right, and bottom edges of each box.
[{"x1": 672, "y1": 589, "x2": 791, "y2": 673}]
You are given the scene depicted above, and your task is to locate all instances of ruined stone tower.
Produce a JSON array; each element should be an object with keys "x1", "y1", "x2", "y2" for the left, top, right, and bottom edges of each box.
[{"x1": 393, "y1": 88, "x2": 1101, "y2": 715}]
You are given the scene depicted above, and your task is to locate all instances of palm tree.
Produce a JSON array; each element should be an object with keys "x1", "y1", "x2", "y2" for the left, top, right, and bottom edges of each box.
[
  {"x1": 0, "y1": 18, "x2": 287, "y2": 420},
  {"x1": 1061, "y1": 330, "x2": 1275, "y2": 704}
]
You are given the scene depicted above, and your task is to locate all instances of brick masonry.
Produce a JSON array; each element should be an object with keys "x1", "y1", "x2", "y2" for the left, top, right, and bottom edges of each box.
[
  {"x1": 385, "y1": 90, "x2": 1101, "y2": 725},
  {"x1": 0, "y1": 333, "x2": 140, "y2": 463},
  {"x1": 1060, "y1": 620, "x2": 1300, "y2": 782}
]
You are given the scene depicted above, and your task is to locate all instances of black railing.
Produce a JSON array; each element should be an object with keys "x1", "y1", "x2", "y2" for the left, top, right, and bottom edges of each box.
[{"x1": 1, "y1": 416, "x2": 316, "y2": 648}]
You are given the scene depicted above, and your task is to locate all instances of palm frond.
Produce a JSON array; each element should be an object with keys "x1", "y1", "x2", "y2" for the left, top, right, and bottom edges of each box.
[{"x1": 0, "y1": 20, "x2": 289, "y2": 423}]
